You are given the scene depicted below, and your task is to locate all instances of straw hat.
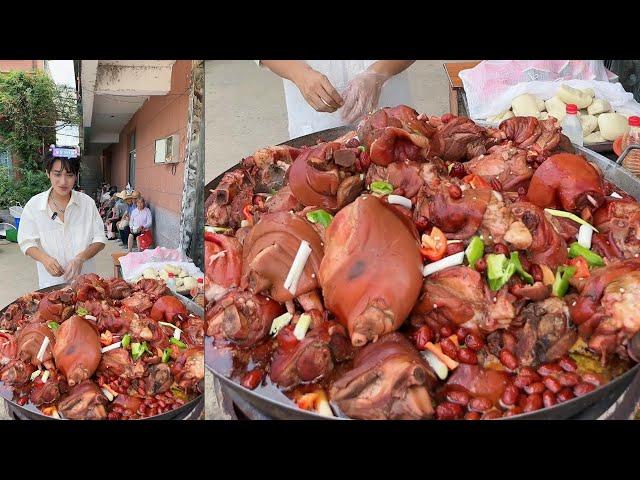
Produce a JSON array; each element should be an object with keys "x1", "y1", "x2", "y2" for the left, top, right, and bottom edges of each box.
[{"x1": 115, "y1": 190, "x2": 128, "y2": 199}]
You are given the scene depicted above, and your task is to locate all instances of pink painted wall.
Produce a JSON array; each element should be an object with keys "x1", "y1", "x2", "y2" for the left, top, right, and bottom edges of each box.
[{"x1": 108, "y1": 60, "x2": 191, "y2": 215}]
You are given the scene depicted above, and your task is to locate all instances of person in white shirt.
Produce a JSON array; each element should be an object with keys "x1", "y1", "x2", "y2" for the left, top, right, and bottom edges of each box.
[
  {"x1": 128, "y1": 197, "x2": 152, "y2": 252},
  {"x1": 258, "y1": 60, "x2": 415, "y2": 139},
  {"x1": 17, "y1": 154, "x2": 107, "y2": 289}
]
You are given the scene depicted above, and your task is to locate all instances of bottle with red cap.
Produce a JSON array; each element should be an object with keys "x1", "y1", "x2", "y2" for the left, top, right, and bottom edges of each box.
[
  {"x1": 561, "y1": 103, "x2": 583, "y2": 147},
  {"x1": 621, "y1": 116, "x2": 640, "y2": 150},
  {"x1": 621, "y1": 116, "x2": 640, "y2": 176}
]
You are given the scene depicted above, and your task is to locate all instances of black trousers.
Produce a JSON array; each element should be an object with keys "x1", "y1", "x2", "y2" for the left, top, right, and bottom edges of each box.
[{"x1": 119, "y1": 225, "x2": 130, "y2": 244}]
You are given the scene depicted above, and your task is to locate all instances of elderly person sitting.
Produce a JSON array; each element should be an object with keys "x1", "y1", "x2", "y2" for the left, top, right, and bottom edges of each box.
[
  {"x1": 105, "y1": 190, "x2": 128, "y2": 240},
  {"x1": 117, "y1": 190, "x2": 140, "y2": 246},
  {"x1": 128, "y1": 196, "x2": 152, "y2": 252}
]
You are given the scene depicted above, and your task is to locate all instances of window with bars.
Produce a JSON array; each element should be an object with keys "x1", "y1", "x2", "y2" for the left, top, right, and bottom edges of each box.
[{"x1": 0, "y1": 149, "x2": 11, "y2": 176}]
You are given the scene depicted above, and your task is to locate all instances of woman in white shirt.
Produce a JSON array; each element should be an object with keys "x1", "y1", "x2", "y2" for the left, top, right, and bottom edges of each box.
[
  {"x1": 258, "y1": 60, "x2": 415, "y2": 139},
  {"x1": 18, "y1": 154, "x2": 107, "y2": 289},
  {"x1": 128, "y1": 197, "x2": 152, "y2": 252}
]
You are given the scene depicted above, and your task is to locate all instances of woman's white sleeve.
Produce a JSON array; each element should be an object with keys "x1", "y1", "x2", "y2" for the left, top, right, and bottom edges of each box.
[
  {"x1": 90, "y1": 202, "x2": 107, "y2": 244},
  {"x1": 17, "y1": 205, "x2": 40, "y2": 254}
]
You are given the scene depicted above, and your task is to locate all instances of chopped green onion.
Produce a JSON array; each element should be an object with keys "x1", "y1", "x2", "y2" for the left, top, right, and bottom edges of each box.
[
  {"x1": 131, "y1": 341, "x2": 152, "y2": 361},
  {"x1": 552, "y1": 265, "x2": 577, "y2": 297},
  {"x1": 465, "y1": 236, "x2": 485, "y2": 269},
  {"x1": 568, "y1": 242, "x2": 605, "y2": 267},
  {"x1": 158, "y1": 321, "x2": 183, "y2": 334},
  {"x1": 270, "y1": 312, "x2": 293, "y2": 336},
  {"x1": 47, "y1": 321, "x2": 59, "y2": 331},
  {"x1": 162, "y1": 349, "x2": 171, "y2": 363},
  {"x1": 30, "y1": 369, "x2": 41, "y2": 381},
  {"x1": 76, "y1": 307, "x2": 89, "y2": 317},
  {"x1": 306, "y1": 209, "x2": 333, "y2": 228},
  {"x1": 447, "y1": 163, "x2": 454, "y2": 174},
  {"x1": 293, "y1": 314, "x2": 312, "y2": 340},
  {"x1": 205, "y1": 225, "x2": 232, "y2": 234},
  {"x1": 169, "y1": 337, "x2": 187, "y2": 349},
  {"x1": 544, "y1": 209, "x2": 599, "y2": 233},
  {"x1": 358, "y1": 146, "x2": 366, "y2": 153},
  {"x1": 370, "y1": 181, "x2": 394, "y2": 195},
  {"x1": 121, "y1": 333, "x2": 131, "y2": 349},
  {"x1": 170, "y1": 386, "x2": 187, "y2": 400},
  {"x1": 510, "y1": 252, "x2": 534, "y2": 284},
  {"x1": 486, "y1": 253, "x2": 516, "y2": 291}
]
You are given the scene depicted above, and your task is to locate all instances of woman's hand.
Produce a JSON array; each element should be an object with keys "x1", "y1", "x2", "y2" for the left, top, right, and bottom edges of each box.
[
  {"x1": 43, "y1": 255, "x2": 64, "y2": 277},
  {"x1": 291, "y1": 65, "x2": 344, "y2": 113},
  {"x1": 63, "y1": 256, "x2": 85, "y2": 283},
  {"x1": 340, "y1": 71, "x2": 388, "y2": 124}
]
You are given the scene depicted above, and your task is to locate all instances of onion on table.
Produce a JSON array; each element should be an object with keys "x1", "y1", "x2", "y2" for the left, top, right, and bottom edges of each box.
[
  {"x1": 205, "y1": 104, "x2": 640, "y2": 420},
  {"x1": 0, "y1": 274, "x2": 204, "y2": 419}
]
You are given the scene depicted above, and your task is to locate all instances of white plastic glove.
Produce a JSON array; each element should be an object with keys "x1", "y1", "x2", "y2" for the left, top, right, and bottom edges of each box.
[
  {"x1": 340, "y1": 71, "x2": 388, "y2": 125},
  {"x1": 63, "y1": 256, "x2": 85, "y2": 283}
]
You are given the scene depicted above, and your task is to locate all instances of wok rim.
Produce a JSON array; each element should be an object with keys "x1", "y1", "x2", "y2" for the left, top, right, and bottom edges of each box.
[
  {"x1": 205, "y1": 126, "x2": 640, "y2": 420},
  {"x1": 0, "y1": 283, "x2": 204, "y2": 421}
]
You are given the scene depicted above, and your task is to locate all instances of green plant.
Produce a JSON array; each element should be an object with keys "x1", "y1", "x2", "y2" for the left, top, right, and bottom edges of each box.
[
  {"x1": 0, "y1": 165, "x2": 50, "y2": 208},
  {"x1": 0, "y1": 70, "x2": 80, "y2": 171}
]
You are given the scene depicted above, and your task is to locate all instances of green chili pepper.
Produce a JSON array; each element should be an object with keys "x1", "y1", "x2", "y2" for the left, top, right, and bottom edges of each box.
[
  {"x1": 169, "y1": 337, "x2": 187, "y2": 349},
  {"x1": 486, "y1": 253, "x2": 516, "y2": 291},
  {"x1": 121, "y1": 333, "x2": 131, "y2": 349},
  {"x1": 552, "y1": 265, "x2": 577, "y2": 298},
  {"x1": 306, "y1": 209, "x2": 334, "y2": 228},
  {"x1": 47, "y1": 321, "x2": 59, "y2": 331},
  {"x1": 162, "y1": 349, "x2": 172, "y2": 363},
  {"x1": 568, "y1": 242, "x2": 605, "y2": 267},
  {"x1": 465, "y1": 236, "x2": 485, "y2": 269},
  {"x1": 76, "y1": 307, "x2": 89, "y2": 316},
  {"x1": 370, "y1": 181, "x2": 394, "y2": 195},
  {"x1": 510, "y1": 252, "x2": 534, "y2": 284}
]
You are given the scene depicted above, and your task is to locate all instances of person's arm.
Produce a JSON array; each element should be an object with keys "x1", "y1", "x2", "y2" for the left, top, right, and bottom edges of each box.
[
  {"x1": 26, "y1": 247, "x2": 64, "y2": 277},
  {"x1": 260, "y1": 60, "x2": 344, "y2": 113},
  {"x1": 340, "y1": 61, "x2": 416, "y2": 124},
  {"x1": 17, "y1": 204, "x2": 64, "y2": 277}
]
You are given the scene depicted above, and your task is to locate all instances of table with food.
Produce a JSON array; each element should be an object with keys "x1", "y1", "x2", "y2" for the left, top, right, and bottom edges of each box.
[
  {"x1": 205, "y1": 103, "x2": 640, "y2": 420},
  {"x1": 0, "y1": 271, "x2": 205, "y2": 420}
]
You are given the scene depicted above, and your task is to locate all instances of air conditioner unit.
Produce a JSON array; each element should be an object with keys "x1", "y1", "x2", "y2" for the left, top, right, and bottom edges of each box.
[{"x1": 154, "y1": 134, "x2": 180, "y2": 164}]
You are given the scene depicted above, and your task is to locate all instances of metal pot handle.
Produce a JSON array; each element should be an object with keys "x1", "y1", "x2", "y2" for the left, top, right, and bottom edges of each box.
[
  {"x1": 603, "y1": 367, "x2": 640, "y2": 420},
  {"x1": 616, "y1": 144, "x2": 640, "y2": 166}
]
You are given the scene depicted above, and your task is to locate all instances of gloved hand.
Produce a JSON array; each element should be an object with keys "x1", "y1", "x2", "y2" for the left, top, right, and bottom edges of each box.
[
  {"x1": 63, "y1": 256, "x2": 85, "y2": 283},
  {"x1": 340, "y1": 71, "x2": 388, "y2": 125},
  {"x1": 293, "y1": 67, "x2": 344, "y2": 113}
]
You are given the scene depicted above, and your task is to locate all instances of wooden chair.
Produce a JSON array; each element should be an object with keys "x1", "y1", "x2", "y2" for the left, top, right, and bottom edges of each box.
[
  {"x1": 111, "y1": 252, "x2": 128, "y2": 279},
  {"x1": 443, "y1": 61, "x2": 481, "y2": 116}
]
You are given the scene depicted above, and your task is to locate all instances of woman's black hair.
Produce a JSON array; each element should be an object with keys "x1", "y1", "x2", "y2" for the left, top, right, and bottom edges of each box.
[{"x1": 43, "y1": 153, "x2": 80, "y2": 176}]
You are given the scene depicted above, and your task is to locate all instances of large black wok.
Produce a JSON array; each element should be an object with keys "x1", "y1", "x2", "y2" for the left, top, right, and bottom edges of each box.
[
  {"x1": 205, "y1": 126, "x2": 640, "y2": 420},
  {"x1": 0, "y1": 284, "x2": 204, "y2": 420}
]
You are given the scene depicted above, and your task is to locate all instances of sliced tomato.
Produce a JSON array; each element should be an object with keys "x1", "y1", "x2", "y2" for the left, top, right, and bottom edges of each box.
[
  {"x1": 569, "y1": 256, "x2": 590, "y2": 279},
  {"x1": 463, "y1": 174, "x2": 491, "y2": 190},
  {"x1": 420, "y1": 226, "x2": 447, "y2": 262}
]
